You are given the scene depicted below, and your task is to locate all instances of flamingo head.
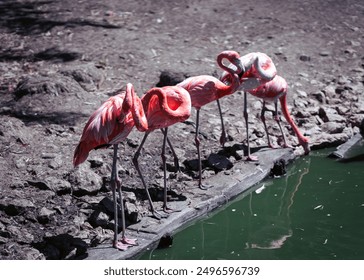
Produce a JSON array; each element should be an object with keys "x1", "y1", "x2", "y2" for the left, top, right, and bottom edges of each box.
[
  {"x1": 217, "y1": 50, "x2": 245, "y2": 76},
  {"x1": 300, "y1": 137, "x2": 310, "y2": 155}
]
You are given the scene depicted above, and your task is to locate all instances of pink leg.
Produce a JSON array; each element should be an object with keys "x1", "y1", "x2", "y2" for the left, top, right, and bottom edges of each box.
[
  {"x1": 261, "y1": 100, "x2": 277, "y2": 149},
  {"x1": 195, "y1": 109, "x2": 213, "y2": 189},
  {"x1": 133, "y1": 133, "x2": 167, "y2": 220},
  {"x1": 111, "y1": 144, "x2": 137, "y2": 251},
  {"x1": 274, "y1": 101, "x2": 291, "y2": 148},
  {"x1": 216, "y1": 99, "x2": 227, "y2": 147},
  {"x1": 161, "y1": 128, "x2": 181, "y2": 213}
]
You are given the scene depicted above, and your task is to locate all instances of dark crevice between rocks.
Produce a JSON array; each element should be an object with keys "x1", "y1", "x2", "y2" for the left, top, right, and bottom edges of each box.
[{"x1": 32, "y1": 234, "x2": 88, "y2": 260}]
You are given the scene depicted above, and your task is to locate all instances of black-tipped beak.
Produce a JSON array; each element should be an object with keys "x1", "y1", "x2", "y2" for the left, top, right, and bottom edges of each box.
[{"x1": 235, "y1": 59, "x2": 245, "y2": 78}]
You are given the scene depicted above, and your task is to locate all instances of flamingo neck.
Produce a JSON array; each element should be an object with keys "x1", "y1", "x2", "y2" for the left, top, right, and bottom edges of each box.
[
  {"x1": 217, "y1": 54, "x2": 235, "y2": 76},
  {"x1": 254, "y1": 53, "x2": 277, "y2": 82},
  {"x1": 279, "y1": 94, "x2": 310, "y2": 152},
  {"x1": 216, "y1": 54, "x2": 241, "y2": 96},
  {"x1": 143, "y1": 87, "x2": 191, "y2": 119},
  {"x1": 124, "y1": 83, "x2": 148, "y2": 132}
]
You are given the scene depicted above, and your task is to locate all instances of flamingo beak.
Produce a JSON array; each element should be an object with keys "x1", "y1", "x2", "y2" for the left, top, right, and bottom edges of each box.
[{"x1": 234, "y1": 59, "x2": 245, "y2": 78}]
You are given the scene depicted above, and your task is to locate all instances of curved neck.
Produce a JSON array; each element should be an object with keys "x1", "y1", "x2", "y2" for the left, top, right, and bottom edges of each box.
[
  {"x1": 124, "y1": 83, "x2": 148, "y2": 131},
  {"x1": 217, "y1": 53, "x2": 238, "y2": 76},
  {"x1": 279, "y1": 94, "x2": 308, "y2": 144},
  {"x1": 217, "y1": 54, "x2": 241, "y2": 96},
  {"x1": 254, "y1": 53, "x2": 277, "y2": 81},
  {"x1": 142, "y1": 87, "x2": 191, "y2": 119}
]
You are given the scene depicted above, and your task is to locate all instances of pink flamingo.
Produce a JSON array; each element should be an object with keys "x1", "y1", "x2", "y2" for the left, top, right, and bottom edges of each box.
[
  {"x1": 73, "y1": 83, "x2": 148, "y2": 251},
  {"x1": 219, "y1": 52, "x2": 277, "y2": 160},
  {"x1": 247, "y1": 75, "x2": 310, "y2": 155},
  {"x1": 132, "y1": 85, "x2": 191, "y2": 214},
  {"x1": 177, "y1": 50, "x2": 244, "y2": 189}
]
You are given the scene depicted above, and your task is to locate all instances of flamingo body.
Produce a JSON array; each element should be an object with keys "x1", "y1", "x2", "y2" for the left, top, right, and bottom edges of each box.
[
  {"x1": 73, "y1": 84, "x2": 147, "y2": 167},
  {"x1": 248, "y1": 75, "x2": 287, "y2": 101},
  {"x1": 221, "y1": 52, "x2": 277, "y2": 91},
  {"x1": 248, "y1": 75, "x2": 310, "y2": 154},
  {"x1": 177, "y1": 50, "x2": 243, "y2": 188},
  {"x1": 133, "y1": 85, "x2": 191, "y2": 213},
  {"x1": 73, "y1": 83, "x2": 147, "y2": 251}
]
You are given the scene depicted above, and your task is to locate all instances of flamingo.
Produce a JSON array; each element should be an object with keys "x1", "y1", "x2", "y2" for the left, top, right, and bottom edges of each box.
[
  {"x1": 246, "y1": 75, "x2": 310, "y2": 155},
  {"x1": 219, "y1": 52, "x2": 277, "y2": 160},
  {"x1": 177, "y1": 50, "x2": 244, "y2": 189},
  {"x1": 73, "y1": 83, "x2": 148, "y2": 251},
  {"x1": 132, "y1": 85, "x2": 191, "y2": 214}
]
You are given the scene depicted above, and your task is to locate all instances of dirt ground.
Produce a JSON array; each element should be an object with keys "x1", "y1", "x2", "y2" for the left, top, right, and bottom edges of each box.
[{"x1": 0, "y1": 0, "x2": 363, "y2": 259}]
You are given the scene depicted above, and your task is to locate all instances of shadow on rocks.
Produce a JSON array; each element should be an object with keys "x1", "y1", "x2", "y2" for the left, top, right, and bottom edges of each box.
[{"x1": 33, "y1": 233, "x2": 88, "y2": 260}]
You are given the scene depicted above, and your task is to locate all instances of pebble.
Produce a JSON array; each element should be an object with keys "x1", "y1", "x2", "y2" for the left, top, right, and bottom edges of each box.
[
  {"x1": 38, "y1": 207, "x2": 56, "y2": 224},
  {"x1": 299, "y1": 55, "x2": 311, "y2": 62}
]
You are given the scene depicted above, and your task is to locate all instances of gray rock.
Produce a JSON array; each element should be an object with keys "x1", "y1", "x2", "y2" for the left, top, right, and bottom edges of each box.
[
  {"x1": 38, "y1": 207, "x2": 57, "y2": 224},
  {"x1": 60, "y1": 63, "x2": 104, "y2": 91},
  {"x1": 299, "y1": 55, "x2": 311, "y2": 61},
  {"x1": 321, "y1": 122, "x2": 346, "y2": 134},
  {"x1": 329, "y1": 133, "x2": 363, "y2": 158},
  {"x1": 296, "y1": 89, "x2": 308, "y2": 98},
  {"x1": 0, "y1": 197, "x2": 35, "y2": 216},
  {"x1": 312, "y1": 132, "x2": 350, "y2": 149},
  {"x1": 6, "y1": 225, "x2": 34, "y2": 244},
  {"x1": 89, "y1": 210, "x2": 111, "y2": 229},
  {"x1": 318, "y1": 107, "x2": 346, "y2": 123},
  {"x1": 322, "y1": 85, "x2": 336, "y2": 98},
  {"x1": 42, "y1": 177, "x2": 72, "y2": 194},
  {"x1": 48, "y1": 156, "x2": 63, "y2": 169},
  {"x1": 207, "y1": 154, "x2": 233, "y2": 171},
  {"x1": 125, "y1": 201, "x2": 140, "y2": 224},
  {"x1": 13, "y1": 74, "x2": 85, "y2": 100},
  {"x1": 67, "y1": 164, "x2": 103, "y2": 196},
  {"x1": 156, "y1": 70, "x2": 187, "y2": 87},
  {"x1": 311, "y1": 91, "x2": 325, "y2": 103}
]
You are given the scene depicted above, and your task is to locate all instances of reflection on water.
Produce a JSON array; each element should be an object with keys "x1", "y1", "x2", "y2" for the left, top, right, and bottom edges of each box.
[
  {"x1": 140, "y1": 148, "x2": 364, "y2": 260},
  {"x1": 245, "y1": 160, "x2": 309, "y2": 250}
]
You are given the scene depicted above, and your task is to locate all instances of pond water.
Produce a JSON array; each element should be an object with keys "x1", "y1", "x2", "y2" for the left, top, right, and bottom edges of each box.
[{"x1": 139, "y1": 145, "x2": 364, "y2": 260}]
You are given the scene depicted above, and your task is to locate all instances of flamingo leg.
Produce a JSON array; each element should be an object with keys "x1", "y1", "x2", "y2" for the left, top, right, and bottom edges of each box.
[
  {"x1": 161, "y1": 128, "x2": 180, "y2": 172},
  {"x1": 260, "y1": 100, "x2": 276, "y2": 149},
  {"x1": 132, "y1": 133, "x2": 166, "y2": 220},
  {"x1": 110, "y1": 144, "x2": 132, "y2": 251},
  {"x1": 117, "y1": 183, "x2": 137, "y2": 247},
  {"x1": 216, "y1": 99, "x2": 227, "y2": 147},
  {"x1": 274, "y1": 101, "x2": 290, "y2": 148},
  {"x1": 195, "y1": 109, "x2": 212, "y2": 189},
  {"x1": 160, "y1": 127, "x2": 178, "y2": 213},
  {"x1": 244, "y1": 92, "x2": 258, "y2": 161}
]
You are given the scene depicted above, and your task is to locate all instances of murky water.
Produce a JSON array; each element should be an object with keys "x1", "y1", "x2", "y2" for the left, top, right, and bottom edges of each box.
[{"x1": 140, "y1": 146, "x2": 364, "y2": 260}]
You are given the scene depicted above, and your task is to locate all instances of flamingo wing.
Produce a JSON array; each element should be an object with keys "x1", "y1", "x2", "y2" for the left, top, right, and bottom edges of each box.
[{"x1": 73, "y1": 93, "x2": 134, "y2": 166}]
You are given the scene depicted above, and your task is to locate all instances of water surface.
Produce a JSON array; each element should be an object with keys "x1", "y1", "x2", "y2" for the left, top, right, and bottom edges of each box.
[{"x1": 140, "y1": 148, "x2": 364, "y2": 260}]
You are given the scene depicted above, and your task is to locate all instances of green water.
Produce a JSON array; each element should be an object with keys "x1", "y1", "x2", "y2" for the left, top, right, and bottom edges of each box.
[{"x1": 140, "y1": 147, "x2": 364, "y2": 260}]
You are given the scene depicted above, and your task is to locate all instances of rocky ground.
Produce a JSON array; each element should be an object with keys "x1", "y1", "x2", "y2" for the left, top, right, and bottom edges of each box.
[{"x1": 0, "y1": 0, "x2": 363, "y2": 259}]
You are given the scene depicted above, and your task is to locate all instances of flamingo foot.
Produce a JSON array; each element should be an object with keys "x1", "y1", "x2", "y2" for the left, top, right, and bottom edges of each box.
[
  {"x1": 199, "y1": 182, "x2": 213, "y2": 190},
  {"x1": 246, "y1": 155, "x2": 259, "y2": 161},
  {"x1": 151, "y1": 209, "x2": 168, "y2": 220},
  {"x1": 121, "y1": 237, "x2": 138, "y2": 246},
  {"x1": 163, "y1": 205, "x2": 182, "y2": 214},
  {"x1": 268, "y1": 143, "x2": 278, "y2": 149},
  {"x1": 219, "y1": 132, "x2": 227, "y2": 147},
  {"x1": 113, "y1": 241, "x2": 131, "y2": 251}
]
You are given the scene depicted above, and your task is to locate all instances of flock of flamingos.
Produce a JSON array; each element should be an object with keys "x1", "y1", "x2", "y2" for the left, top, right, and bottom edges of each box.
[{"x1": 72, "y1": 50, "x2": 310, "y2": 251}]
